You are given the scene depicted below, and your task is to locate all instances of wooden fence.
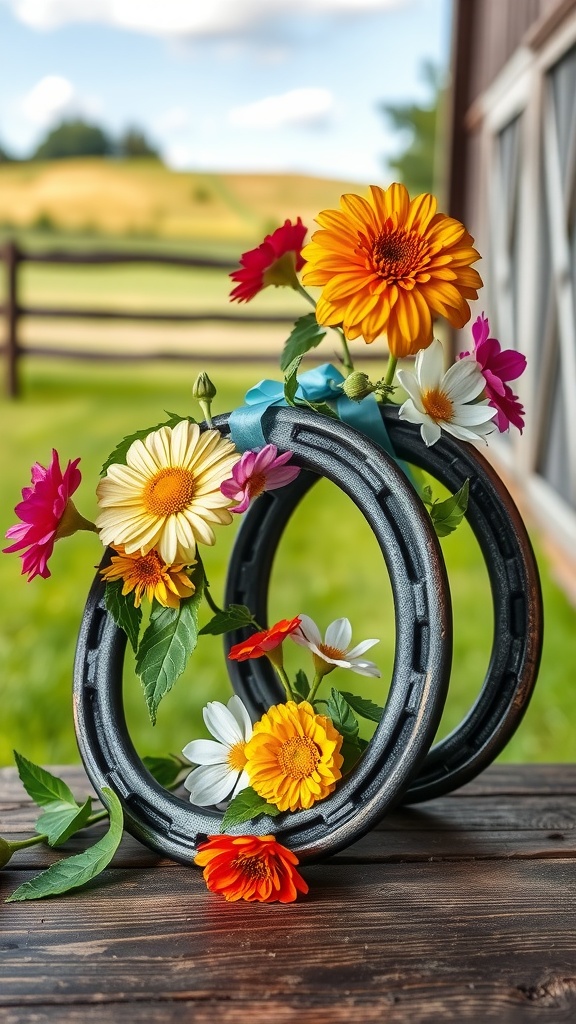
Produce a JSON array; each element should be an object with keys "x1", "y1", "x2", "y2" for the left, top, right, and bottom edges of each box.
[{"x1": 0, "y1": 240, "x2": 303, "y2": 398}]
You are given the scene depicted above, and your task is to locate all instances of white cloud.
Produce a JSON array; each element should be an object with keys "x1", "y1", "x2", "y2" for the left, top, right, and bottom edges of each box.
[
  {"x1": 229, "y1": 88, "x2": 333, "y2": 130},
  {"x1": 5, "y1": 0, "x2": 411, "y2": 37},
  {"x1": 20, "y1": 74, "x2": 103, "y2": 128},
  {"x1": 21, "y1": 74, "x2": 75, "y2": 125}
]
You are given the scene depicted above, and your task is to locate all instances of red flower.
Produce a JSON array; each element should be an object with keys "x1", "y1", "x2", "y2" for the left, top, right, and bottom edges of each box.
[
  {"x1": 229, "y1": 218, "x2": 307, "y2": 303},
  {"x1": 228, "y1": 617, "x2": 301, "y2": 662},
  {"x1": 4, "y1": 450, "x2": 88, "y2": 581},
  {"x1": 195, "y1": 834, "x2": 308, "y2": 903}
]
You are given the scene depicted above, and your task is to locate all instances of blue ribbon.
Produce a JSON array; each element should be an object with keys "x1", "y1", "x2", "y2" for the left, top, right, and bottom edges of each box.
[{"x1": 229, "y1": 363, "x2": 411, "y2": 479}]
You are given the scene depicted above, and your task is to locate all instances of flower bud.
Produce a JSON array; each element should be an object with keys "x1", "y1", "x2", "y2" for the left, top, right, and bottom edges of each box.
[
  {"x1": 340, "y1": 371, "x2": 377, "y2": 402},
  {"x1": 192, "y1": 372, "x2": 217, "y2": 427},
  {"x1": 192, "y1": 372, "x2": 217, "y2": 402}
]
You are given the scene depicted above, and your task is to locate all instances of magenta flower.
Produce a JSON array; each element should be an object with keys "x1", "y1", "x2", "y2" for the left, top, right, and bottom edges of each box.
[
  {"x1": 3, "y1": 450, "x2": 92, "y2": 581},
  {"x1": 461, "y1": 314, "x2": 526, "y2": 432},
  {"x1": 220, "y1": 445, "x2": 300, "y2": 514}
]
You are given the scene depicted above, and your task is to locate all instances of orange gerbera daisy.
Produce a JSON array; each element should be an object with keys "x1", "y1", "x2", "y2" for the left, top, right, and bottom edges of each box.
[
  {"x1": 301, "y1": 182, "x2": 483, "y2": 357},
  {"x1": 100, "y1": 545, "x2": 195, "y2": 608},
  {"x1": 245, "y1": 700, "x2": 344, "y2": 812},
  {"x1": 195, "y1": 834, "x2": 308, "y2": 903}
]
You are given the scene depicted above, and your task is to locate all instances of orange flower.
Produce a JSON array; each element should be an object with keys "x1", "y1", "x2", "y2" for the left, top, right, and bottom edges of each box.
[
  {"x1": 301, "y1": 183, "x2": 482, "y2": 357},
  {"x1": 228, "y1": 617, "x2": 301, "y2": 662},
  {"x1": 100, "y1": 545, "x2": 194, "y2": 608},
  {"x1": 195, "y1": 834, "x2": 308, "y2": 903}
]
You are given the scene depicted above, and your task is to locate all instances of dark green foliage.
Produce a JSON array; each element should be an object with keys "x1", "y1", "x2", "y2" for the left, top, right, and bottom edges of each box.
[
  {"x1": 33, "y1": 119, "x2": 114, "y2": 161},
  {"x1": 380, "y1": 61, "x2": 444, "y2": 196}
]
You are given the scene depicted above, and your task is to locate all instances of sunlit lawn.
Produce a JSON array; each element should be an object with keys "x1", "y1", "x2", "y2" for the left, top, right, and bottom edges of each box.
[{"x1": 0, "y1": 357, "x2": 574, "y2": 769}]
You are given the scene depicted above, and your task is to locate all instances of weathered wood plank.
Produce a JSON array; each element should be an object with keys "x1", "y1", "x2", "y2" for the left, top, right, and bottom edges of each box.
[
  {"x1": 1, "y1": 860, "x2": 575, "y2": 1018},
  {"x1": 2, "y1": 987, "x2": 576, "y2": 1024}
]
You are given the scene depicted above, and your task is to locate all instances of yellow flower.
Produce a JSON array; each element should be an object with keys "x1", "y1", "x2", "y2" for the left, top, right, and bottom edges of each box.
[
  {"x1": 301, "y1": 182, "x2": 483, "y2": 358},
  {"x1": 96, "y1": 420, "x2": 239, "y2": 564},
  {"x1": 244, "y1": 700, "x2": 344, "y2": 812},
  {"x1": 100, "y1": 545, "x2": 195, "y2": 609}
]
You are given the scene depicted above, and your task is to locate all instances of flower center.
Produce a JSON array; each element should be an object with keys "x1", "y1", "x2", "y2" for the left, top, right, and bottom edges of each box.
[
  {"x1": 277, "y1": 736, "x2": 320, "y2": 780},
  {"x1": 422, "y1": 388, "x2": 453, "y2": 423},
  {"x1": 370, "y1": 228, "x2": 427, "y2": 281},
  {"x1": 247, "y1": 472, "x2": 267, "y2": 499},
  {"x1": 227, "y1": 741, "x2": 248, "y2": 772},
  {"x1": 132, "y1": 550, "x2": 164, "y2": 582},
  {"x1": 232, "y1": 854, "x2": 270, "y2": 880},
  {"x1": 143, "y1": 467, "x2": 195, "y2": 517},
  {"x1": 318, "y1": 643, "x2": 345, "y2": 661}
]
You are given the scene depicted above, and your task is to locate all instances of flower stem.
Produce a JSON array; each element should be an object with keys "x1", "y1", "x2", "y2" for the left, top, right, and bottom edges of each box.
[
  {"x1": 295, "y1": 282, "x2": 317, "y2": 309},
  {"x1": 275, "y1": 665, "x2": 296, "y2": 701},
  {"x1": 8, "y1": 833, "x2": 47, "y2": 851},
  {"x1": 307, "y1": 672, "x2": 325, "y2": 704},
  {"x1": 336, "y1": 328, "x2": 355, "y2": 376},
  {"x1": 384, "y1": 355, "x2": 398, "y2": 388},
  {"x1": 204, "y1": 585, "x2": 223, "y2": 617}
]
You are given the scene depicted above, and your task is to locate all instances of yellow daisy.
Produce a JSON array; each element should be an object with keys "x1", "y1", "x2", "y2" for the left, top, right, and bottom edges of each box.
[
  {"x1": 99, "y1": 545, "x2": 195, "y2": 609},
  {"x1": 96, "y1": 420, "x2": 239, "y2": 564},
  {"x1": 301, "y1": 182, "x2": 483, "y2": 357},
  {"x1": 244, "y1": 700, "x2": 344, "y2": 813}
]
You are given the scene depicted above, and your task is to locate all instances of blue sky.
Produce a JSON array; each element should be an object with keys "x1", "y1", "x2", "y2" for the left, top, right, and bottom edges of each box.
[{"x1": 0, "y1": 0, "x2": 451, "y2": 182}]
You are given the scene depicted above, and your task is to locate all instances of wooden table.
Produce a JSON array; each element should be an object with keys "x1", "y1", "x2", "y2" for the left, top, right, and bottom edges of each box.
[{"x1": 1, "y1": 763, "x2": 575, "y2": 1023}]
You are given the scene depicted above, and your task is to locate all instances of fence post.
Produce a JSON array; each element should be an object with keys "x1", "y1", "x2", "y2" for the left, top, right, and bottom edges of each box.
[{"x1": 4, "y1": 240, "x2": 20, "y2": 398}]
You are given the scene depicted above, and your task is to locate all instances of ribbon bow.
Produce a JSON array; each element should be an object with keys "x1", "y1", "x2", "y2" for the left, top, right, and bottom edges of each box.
[{"x1": 228, "y1": 363, "x2": 407, "y2": 476}]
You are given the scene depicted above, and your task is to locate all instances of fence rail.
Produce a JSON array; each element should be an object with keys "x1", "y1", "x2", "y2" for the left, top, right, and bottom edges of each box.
[{"x1": 0, "y1": 240, "x2": 302, "y2": 398}]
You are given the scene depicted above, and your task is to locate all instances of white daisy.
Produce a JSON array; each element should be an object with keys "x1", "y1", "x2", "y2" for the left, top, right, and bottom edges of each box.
[
  {"x1": 182, "y1": 695, "x2": 253, "y2": 807},
  {"x1": 396, "y1": 338, "x2": 497, "y2": 447},
  {"x1": 291, "y1": 614, "x2": 381, "y2": 678}
]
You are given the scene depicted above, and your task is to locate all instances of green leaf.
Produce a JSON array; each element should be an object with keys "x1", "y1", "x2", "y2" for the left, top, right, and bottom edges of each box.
[
  {"x1": 280, "y1": 313, "x2": 326, "y2": 372},
  {"x1": 340, "y1": 736, "x2": 364, "y2": 774},
  {"x1": 198, "y1": 603, "x2": 255, "y2": 636},
  {"x1": 283, "y1": 355, "x2": 302, "y2": 406},
  {"x1": 36, "y1": 797, "x2": 93, "y2": 847},
  {"x1": 429, "y1": 479, "x2": 470, "y2": 538},
  {"x1": 100, "y1": 414, "x2": 195, "y2": 476},
  {"x1": 339, "y1": 691, "x2": 384, "y2": 724},
  {"x1": 143, "y1": 755, "x2": 184, "y2": 788},
  {"x1": 104, "y1": 579, "x2": 142, "y2": 653},
  {"x1": 14, "y1": 751, "x2": 77, "y2": 809},
  {"x1": 293, "y1": 669, "x2": 310, "y2": 701},
  {"x1": 221, "y1": 788, "x2": 280, "y2": 832},
  {"x1": 324, "y1": 688, "x2": 359, "y2": 741},
  {"x1": 298, "y1": 398, "x2": 339, "y2": 419},
  {"x1": 6, "y1": 787, "x2": 124, "y2": 902},
  {"x1": 136, "y1": 565, "x2": 205, "y2": 724}
]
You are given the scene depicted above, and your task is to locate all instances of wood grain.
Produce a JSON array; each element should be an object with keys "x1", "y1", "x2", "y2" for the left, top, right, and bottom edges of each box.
[{"x1": 2, "y1": 764, "x2": 576, "y2": 1023}]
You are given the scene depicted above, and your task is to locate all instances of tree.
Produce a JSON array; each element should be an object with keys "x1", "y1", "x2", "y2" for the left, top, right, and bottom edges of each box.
[
  {"x1": 33, "y1": 119, "x2": 114, "y2": 160},
  {"x1": 0, "y1": 142, "x2": 12, "y2": 163},
  {"x1": 380, "y1": 61, "x2": 444, "y2": 197},
  {"x1": 118, "y1": 127, "x2": 160, "y2": 159}
]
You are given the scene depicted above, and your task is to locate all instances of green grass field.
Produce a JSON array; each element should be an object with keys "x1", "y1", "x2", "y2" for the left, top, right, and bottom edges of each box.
[{"x1": 1, "y1": 357, "x2": 574, "y2": 770}]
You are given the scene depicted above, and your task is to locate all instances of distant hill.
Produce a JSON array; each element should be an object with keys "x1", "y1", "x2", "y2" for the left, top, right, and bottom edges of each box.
[{"x1": 0, "y1": 158, "x2": 367, "y2": 248}]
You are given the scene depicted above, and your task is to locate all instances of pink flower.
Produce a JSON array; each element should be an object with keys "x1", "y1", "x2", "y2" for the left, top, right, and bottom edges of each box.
[
  {"x1": 229, "y1": 219, "x2": 307, "y2": 303},
  {"x1": 460, "y1": 314, "x2": 526, "y2": 432},
  {"x1": 3, "y1": 450, "x2": 87, "y2": 581},
  {"x1": 220, "y1": 444, "x2": 300, "y2": 514}
]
